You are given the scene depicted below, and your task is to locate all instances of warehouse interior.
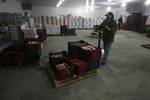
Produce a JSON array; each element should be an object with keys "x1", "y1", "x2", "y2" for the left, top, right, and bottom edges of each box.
[{"x1": 0, "y1": 0, "x2": 150, "y2": 100}]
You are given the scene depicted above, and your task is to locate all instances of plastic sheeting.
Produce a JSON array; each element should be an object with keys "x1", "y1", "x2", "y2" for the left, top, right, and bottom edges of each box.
[
  {"x1": 46, "y1": 25, "x2": 61, "y2": 35},
  {"x1": 34, "y1": 15, "x2": 102, "y2": 29}
]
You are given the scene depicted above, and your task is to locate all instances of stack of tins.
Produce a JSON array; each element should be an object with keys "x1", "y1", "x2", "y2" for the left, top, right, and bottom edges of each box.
[
  {"x1": 49, "y1": 51, "x2": 67, "y2": 67},
  {"x1": 68, "y1": 40, "x2": 88, "y2": 57},
  {"x1": 25, "y1": 38, "x2": 41, "y2": 63},
  {"x1": 49, "y1": 51, "x2": 74, "y2": 80},
  {"x1": 79, "y1": 45, "x2": 101, "y2": 70},
  {"x1": 68, "y1": 40, "x2": 101, "y2": 70},
  {"x1": 67, "y1": 58, "x2": 88, "y2": 75},
  {"x1": 55, "y1": 63, "x2": 74, "y2": 80}
]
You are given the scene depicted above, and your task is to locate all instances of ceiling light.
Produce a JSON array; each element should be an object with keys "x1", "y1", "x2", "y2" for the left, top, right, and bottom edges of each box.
[
  {"x1": 91, "y1": 0, "x2": 94, "y2": 6},
  {"x1": 86, "y1": 0, "x2": 89, "y2": 7},
  {"x1": 121, "y1": 2, "x2": 126, "y2": 7},
  {"x1": 108, "y1": 0, "x2": 112, "y2": 3},
  {"x1": 86, "y1": 9, "x2": 89, "y2": 12},
  {"x1": 56, "y1": 0, "x2": 65, "y2": 7},
  {"x1": 56, "y1": 4, "x2": 60, "y2": 7},
  {"x1": 90, "y1": 7, "x2": 94, "y2": 11},
  {"x1": 123, "y1": 0, "x2": 132, "y2": 3},
  {"x1": 145, "y1": 0, "x2": 150, "y2": 5},
  {"x1": 78, "y1": 8, "x2": 82, "y2": 13},
  {"x1": 107, "y1": 6, "x2": 111, "y2": 11}
]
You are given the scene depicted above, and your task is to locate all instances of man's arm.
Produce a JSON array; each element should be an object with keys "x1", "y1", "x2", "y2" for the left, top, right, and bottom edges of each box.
[{"x1": 105, "y1": 21, "x2": 117, "y2": 32}]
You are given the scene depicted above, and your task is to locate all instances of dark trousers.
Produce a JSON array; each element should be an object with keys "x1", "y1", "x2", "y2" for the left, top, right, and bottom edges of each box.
[
  {"x1": 102, "y1": 41, "x2": 112, "y2": 64},
  {"x1": 118, "y1": 23, "x2": 122, "y2": 30}
]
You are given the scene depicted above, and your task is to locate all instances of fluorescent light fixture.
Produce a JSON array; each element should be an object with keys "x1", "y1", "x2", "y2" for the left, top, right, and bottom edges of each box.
[
  {"x1": 91, "y1": 0, "x2": 94, "y2": 6},
  {"x1": 96, "y1": 2, "x2": 118, "y2": 6},
  {"x1": 107, "y1": 6, "x2": 111, "y2": 11},
  {"x1": 121, "y1": 2, "x2": 126, "y2": 7},
  {"x1": 123, "y1": 0, "x2": 133, "y2": 3},
  {"x1": 86, "y1": 0, "x2": 89, "y2": 7},
  {"x1": 126, "y1": 0, "x2": 132, "y2": 2},
  {"x1": 56, "y1": 0, "x2": 65, "y2": 7},
  {"x1": 145, "y1": 0, "x2": 150, "y2": 5},
  {"x1": 108, "y1": 0, "x2": 112, "y2": 3}
]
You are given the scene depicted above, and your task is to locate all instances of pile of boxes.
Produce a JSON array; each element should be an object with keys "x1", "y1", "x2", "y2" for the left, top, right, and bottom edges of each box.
[
  {"x1": 49, "y1": 40, "x2": 101, "y2": 80},
  {"x1": 34, "y1": 15, "x2": 102, "y2": 33},
  {"x1": 45, "y1": 25, "x2": 61, "y2": 35}
]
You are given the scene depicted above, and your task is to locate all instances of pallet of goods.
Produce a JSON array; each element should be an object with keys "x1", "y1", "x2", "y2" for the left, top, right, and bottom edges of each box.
[
  {"x1": 47, "y1": 40, "x2": 101, "y2": 88},
  {"x1": 24, "y1": 38, "x2": 41, "y2": 64}
]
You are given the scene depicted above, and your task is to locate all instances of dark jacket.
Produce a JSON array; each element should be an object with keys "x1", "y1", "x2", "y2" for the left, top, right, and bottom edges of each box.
[
  {"x1": 100, "y1": 19, "x2": 117, "y2": 43},
  {"x1": 118, "y1": 17, "x2": 123, "y2": 24}
]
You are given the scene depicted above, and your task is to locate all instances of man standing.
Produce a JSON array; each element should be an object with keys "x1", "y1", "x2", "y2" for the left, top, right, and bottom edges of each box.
[
  {"x1": 118, "y1": 16, "x2": 123, "y2": 30},
  {"x1": 100, "y1": 12, "x2": 117, "y2": 65}
]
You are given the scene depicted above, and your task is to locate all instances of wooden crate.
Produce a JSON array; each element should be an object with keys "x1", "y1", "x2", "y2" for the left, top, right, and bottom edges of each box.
[{"x1": 46, "y1": 65, "x2": 98, "y2": 88}]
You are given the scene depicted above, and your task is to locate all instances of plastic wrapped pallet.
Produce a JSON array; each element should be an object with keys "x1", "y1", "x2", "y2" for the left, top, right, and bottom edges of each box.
[
  {"x1": 57, "y1": 25, "x2": 61, "y2": 34},
  {"x1": 83, "y1": 18, "x2": 88, "y2": 29},
  {"x1": 43, "y1": 17, "x2": 47, "y2": 26},
  {"x1": 66, "y1": 15, "x2": 70, "y2": 27},
  {"x1": 53, "y1": 17, "x2": 57, "y2": 26},
  {"x1": 68, "y1": 16, "x2": 72, "y2": 29},
  {"x1": 89, "y1": 18, "x2": 94, "y2": 29},
  {"x1": 22, "y1": 28, "x2": 37, "y2": 38},
  {"x1": 45, "y1": 25, "x2": 51, "y2": 35},
  {"x1": 48, "y1": 17, "x2": 52, "y2": 26},
  {"x1": 46, "y1": 16, "x2": 49, "y2": 25},
  {"x1": 8, "y1": 25, "x2": 19, "y2": 40},
  {"x1": 87, "y1": 18, "x2": 90, "y2": 28},
  {"x1": 46, "y1": 25, "x2": 60, "y2": 35},
  {"x1": 75, "y1": 18, "x2": 78, "y2": 29},
  {"x1": 64, "y1": 15, "x2": 67, "y2": 26},
  {"x1": 78, "y1": 17, "x2": 83, "y2": 29},
  {"x1": 41, "y1": 16, "x2": 45, "y2": 29},
  {"x1": 90, "y1": 19, "x2": 95, "y2": 28},
  {"x1": 57, "y1": 16, "x2": 60, "y2": 26},
  {"x1": 42, "y1": 16, "x2": 46, "y2": 28},
  {"x1": 60, "y1": 15, "x2": 64, "y2": 26},
  {"x1": 51, "y1": 26, "x2": 55, "y2": 34},
  {"x1": 50, "y1": 16, "x2": 53, "y2": 26}
]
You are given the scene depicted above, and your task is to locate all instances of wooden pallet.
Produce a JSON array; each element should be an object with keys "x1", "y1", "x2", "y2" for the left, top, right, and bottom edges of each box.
[{"x1": 46, "y1": 66, "x2": 98, "y2": 88}]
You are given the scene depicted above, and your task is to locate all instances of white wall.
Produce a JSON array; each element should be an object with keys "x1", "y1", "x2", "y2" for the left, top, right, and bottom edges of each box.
[
  {"x1": 31, "y1": 6, "x2": 120, "y2": 19},
  {"x1": 0, "y1": 0, "x2": 22, "y2": 13}
]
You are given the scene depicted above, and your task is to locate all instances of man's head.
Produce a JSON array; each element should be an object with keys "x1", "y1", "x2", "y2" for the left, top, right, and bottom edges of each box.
[{"x1": 105, "y1": 12, "x2": 114, "y2": 20}]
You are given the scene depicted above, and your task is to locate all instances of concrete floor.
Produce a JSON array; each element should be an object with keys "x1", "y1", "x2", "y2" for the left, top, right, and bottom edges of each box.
[{"x1": 0, "y1": 30, "x2": 150, "y2": 100}]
